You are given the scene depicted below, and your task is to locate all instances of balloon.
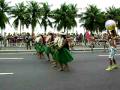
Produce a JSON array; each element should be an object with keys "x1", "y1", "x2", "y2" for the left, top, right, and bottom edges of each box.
[{"x1": 105, "y1": 20, "x2": 116, "y2": 30}]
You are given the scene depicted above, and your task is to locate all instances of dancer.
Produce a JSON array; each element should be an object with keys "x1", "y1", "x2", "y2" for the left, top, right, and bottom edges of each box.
[
  {"x1": 51, "y1": 33, "x2": 60, "y2": 67},
  {"x1": 57, "y1": 33, "x2": 74, "y2": 71},
  {"x1": 34, "y1": 34, "x2": 45, "y2": 59},
  {"x1": 45, "y1": 33, "x2": 54, "y2": 61}
]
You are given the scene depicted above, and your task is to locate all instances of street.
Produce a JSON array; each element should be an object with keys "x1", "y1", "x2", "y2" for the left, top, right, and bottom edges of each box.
[{"x1": 0, "y1": 51, "x2": 120, "y2": 90}]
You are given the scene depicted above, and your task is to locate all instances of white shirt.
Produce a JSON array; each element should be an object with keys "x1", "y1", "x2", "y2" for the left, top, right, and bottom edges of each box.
[
  {"x1": 54, "y1": 36, "x2": 60, "y2": 44},
  {"x1": 35, "y1": 37, "x2": 41, "y2": 43},
  {"x1": 57, "y1": 37, "x2": 64, "y2": 48}
]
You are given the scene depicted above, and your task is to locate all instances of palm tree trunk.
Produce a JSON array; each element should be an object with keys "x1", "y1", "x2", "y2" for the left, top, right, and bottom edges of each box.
[
  {"x1": 32, "y1": 27, "x2": 34, "y2": 38},
  {"x1": 20, "y1": 23, "x2": 22, "y2": 35},
  {"x1": 1, "y1": 29, "x2": 3, "y2": 36},
  {"x1": 44, "y1": 26, "x2": 47, "y2": 35},
  {"x1": 97, "y1": 28, "x2": 100, "y2": 35},
  {"x1": 64, "y1": 27, "x2": 65, "y2": 33},
  {"x1": 67, "y1": 29, "x2": 68, "y2": 35}
]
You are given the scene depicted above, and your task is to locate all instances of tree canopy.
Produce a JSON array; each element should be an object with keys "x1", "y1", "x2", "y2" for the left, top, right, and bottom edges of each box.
[{"x1": 1, "y1": 0, "x2": 120, "y2": 34}]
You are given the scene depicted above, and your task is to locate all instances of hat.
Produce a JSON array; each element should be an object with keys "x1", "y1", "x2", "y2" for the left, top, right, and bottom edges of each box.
[
  {"x1": 36, "y1": 33, "x2": 41, "y2": 37},
  {"x1": 59, "y1": 32, "x2": 66, "y2": 35}
]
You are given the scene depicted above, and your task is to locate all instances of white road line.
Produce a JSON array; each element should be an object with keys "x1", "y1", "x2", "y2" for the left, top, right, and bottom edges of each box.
[
  {"x1": 98, "y1": 54, "x2": 120, "y2": 56},
  {"x1": 0, "y1": 73, "x2": 14, "y2": 75},
  {"x1": 0, "y1": 58, "x2": 24, "y2": 60},
  {"x1": 98, "y1": 55, "x2": 109, "y2": 56},
  {"x1": 0, "y1": 52, "x2": 34, "y2": 54},
  {"x1": 71, "y1": 51, "x2": 92, "y2": 53}
]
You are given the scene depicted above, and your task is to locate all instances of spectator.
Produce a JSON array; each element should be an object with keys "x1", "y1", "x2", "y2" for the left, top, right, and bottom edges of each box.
[{"x1": 25, "y1": 33, "x2": 32, "y2": 50}]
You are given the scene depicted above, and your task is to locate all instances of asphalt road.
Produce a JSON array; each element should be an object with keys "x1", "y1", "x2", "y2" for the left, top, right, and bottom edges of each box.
[{"x1": 0, "y1": 51, "x2": 120, "y2": 90}]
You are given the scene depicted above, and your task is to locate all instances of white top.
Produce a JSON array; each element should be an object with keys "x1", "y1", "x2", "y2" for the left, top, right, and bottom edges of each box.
[
  {"x1": 54, "y1": 36, "x2": 60, "y2": 44},
  {"x1": 35, "y1": 37, "x2": 41, "y2": 43},
  {"x1": 57, "y1": 37, "x2": 64, "y2": 48}
]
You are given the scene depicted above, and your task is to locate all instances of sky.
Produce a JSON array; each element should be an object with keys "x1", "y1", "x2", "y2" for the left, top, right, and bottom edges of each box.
[{"x1": 4, "y1": 0, "x2": 120, "y2": 35}]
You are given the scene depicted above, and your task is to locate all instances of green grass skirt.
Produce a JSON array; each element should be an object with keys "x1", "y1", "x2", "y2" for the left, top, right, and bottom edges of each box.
[
  {"x1": 54, "y1": 48, "x2": 73, "y2": 64},
  {"x1": 45, "y1": 45, "x2": 51, "y2": 54},
  {"x1": 34, "y1": 43, "x2": 45, "y2": 53}
]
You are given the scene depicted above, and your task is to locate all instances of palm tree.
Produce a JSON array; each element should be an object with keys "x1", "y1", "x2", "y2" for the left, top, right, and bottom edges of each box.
[
  {"x1": 0, "y1": 0, "x2": 10, "y2": 30},
  {"x1": 40, "y1": 2, "x2": 53, "y2": 34},
  {"x1": 98, "y1": 12, "x2": 106, "y2": 32},
  {"x1": 27, "y1": 1, "x2": 42, "y2": 36},
  {"x1": 80, "y1": 5, "x2": 105, "y2": 33},
  {"x1": 106, "y1": 6, "x2": 120, "y2": 29},
  {"x1": 106, "y1": 6, "x2": 118, "y2": 20},
  {"x1": 10, "y1": 2, "x2": 26, "y2": 34},
  {"x1": 53, "y1": 3, "x2": 78, "y2": 33},
  {"x1": 68, "y1": 4, "x2": 78, "y2": 33}
]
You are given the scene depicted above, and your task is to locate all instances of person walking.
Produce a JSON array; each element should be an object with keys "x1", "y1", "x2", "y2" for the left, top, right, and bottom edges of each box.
[
  {"x1": 25, "y1": 33, "x2": 32, "y2": 50},
  {"x1": 105, "y1": 20, "x2": 118, "y2": 71}
]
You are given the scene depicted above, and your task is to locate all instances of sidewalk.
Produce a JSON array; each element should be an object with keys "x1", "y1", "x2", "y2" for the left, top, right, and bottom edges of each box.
[
  {"x1": 73, "y1": 45, "x2": 120, "y2": 51},
  {"x1": 0, "y1": 45, "x2": 120, "y2": 53}
]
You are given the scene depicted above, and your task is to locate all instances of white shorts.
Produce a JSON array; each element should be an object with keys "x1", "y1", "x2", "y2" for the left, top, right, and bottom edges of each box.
[{"x1": 108, "y1": 47, "x2": 117, "y2": 60}]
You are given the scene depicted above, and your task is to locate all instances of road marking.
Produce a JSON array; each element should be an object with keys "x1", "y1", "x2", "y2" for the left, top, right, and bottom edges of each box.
[
  {"x1": 98, "y1": 55, "x2": 109, "y2": 56},
  {"x1": 0, "y1": 52, "x2": 34, "y2": 54},
  {"x1": 71, "y1": 51, "x2": 92, "y2": 53},
  {"x1": 0, "y1": 58, "x2": 24, "y2": 60},
  {"x1": 0, "y1": 73, "x2": 14, "y2": 75},
  {"x1": 98, "y1": 54, "x2": 120, "y2": 56}
]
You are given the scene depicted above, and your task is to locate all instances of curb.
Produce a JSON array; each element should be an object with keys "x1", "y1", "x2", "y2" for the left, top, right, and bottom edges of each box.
[{"x1": 0, "y1": 48, "x2": 119, "y2": 53}]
